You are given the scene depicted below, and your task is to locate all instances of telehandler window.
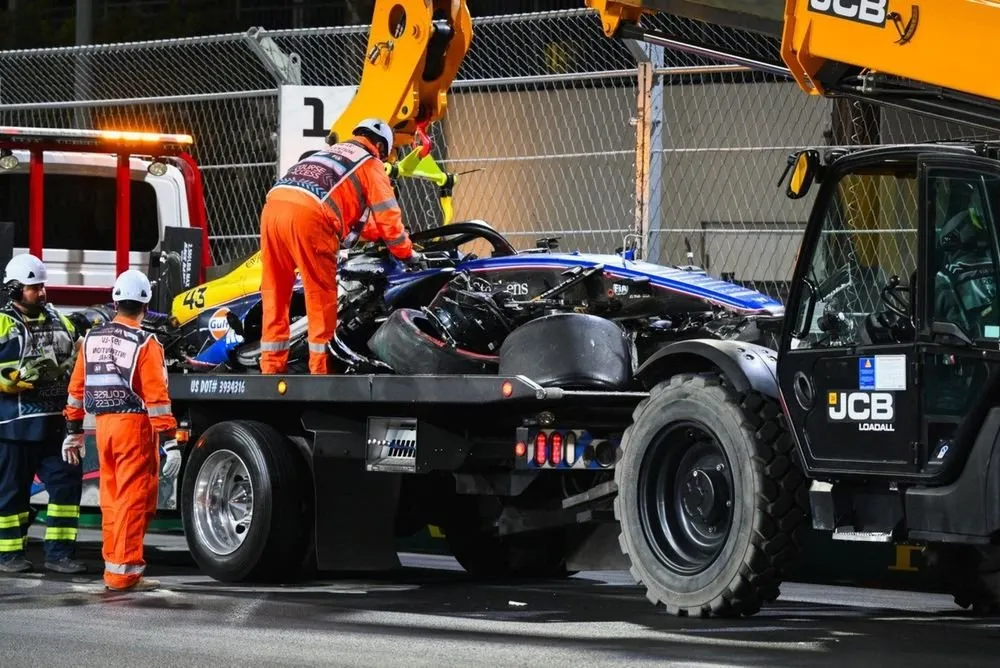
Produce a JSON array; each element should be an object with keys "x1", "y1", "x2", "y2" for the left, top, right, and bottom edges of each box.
[
  {"x1": 792, "y1": 170, "x2": 918, "y2": 349},
  {"x1": 928, "y1": 169, "x2": 1000, "y2": 343}
]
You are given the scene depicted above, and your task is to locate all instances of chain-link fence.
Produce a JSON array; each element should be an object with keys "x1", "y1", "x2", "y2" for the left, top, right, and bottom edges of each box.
[
  {"x1": 0, "y1": 29, "x2": 287, "y2": 262},
  {"x1": 633, "y1": 12, "x2": 1000, "y2": 304},
  {"x1": 0, "y1": 7, "x2": 992, "y2": 302}
]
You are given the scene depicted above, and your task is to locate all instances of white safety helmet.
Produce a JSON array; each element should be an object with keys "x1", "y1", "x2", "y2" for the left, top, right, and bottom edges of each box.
[
  {"x1": 353, "y1": 118, "x2": 394, "y2": 159},
  {"x1": 112, "y1": 269, "x2": 152, "y2": 304},
  {"x1": 4, "y1": 253, "x2": 47, "y2": 287}
]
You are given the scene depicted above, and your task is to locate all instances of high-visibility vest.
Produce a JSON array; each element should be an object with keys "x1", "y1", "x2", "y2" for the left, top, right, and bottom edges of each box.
[
  {"x1": 0, "y1": 304, "x2": 76, "y2": 441},
  {"x1": 80, "y1": 321, "x2": 158, "y2": 416},
  {"x1": 270, "y1": 139, "x2": 375, "y2": 240}
]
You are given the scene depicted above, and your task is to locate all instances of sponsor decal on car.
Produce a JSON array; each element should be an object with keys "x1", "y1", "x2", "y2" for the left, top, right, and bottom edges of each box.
[{"x1": 209, "y1": 308, "x2": 230, "y2": 340}]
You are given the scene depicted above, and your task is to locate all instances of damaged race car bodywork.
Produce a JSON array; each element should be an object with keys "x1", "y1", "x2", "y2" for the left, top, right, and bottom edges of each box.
[{"x1": 82, "y1": 220, "x2": 784, "y2": 381}]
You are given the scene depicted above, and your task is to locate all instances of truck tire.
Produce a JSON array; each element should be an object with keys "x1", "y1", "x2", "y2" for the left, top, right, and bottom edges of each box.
[
  {"x1": 440, "y1": 500, "x2": 571, "y2": 579},
  {"x1": 181, "y1": 420, "x2": 312, "y2": 583},
  {"x1": 498, "y1": 313, "x2": 631, "y2": 389},
  {"x1": 446, "y1": 527, "x2": 571, "y2": 579},
  {"x1": 614, "y1": 373, "x2": 808, "y2": 617},
  {"x1": 367, "y1": 307, "x2": 498, "y2": 374}
]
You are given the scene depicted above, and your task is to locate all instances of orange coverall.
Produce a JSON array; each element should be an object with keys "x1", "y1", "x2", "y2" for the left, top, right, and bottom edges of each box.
[
  {"x1": 259, "y1": 135, "x2": 414, "y2": 375},
  {"x1": 63, "y1": 315, "x2": 177, "y2": 591}
]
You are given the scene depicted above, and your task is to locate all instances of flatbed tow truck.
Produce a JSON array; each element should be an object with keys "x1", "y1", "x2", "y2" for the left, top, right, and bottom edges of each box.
[
  {"x1": 170, "y1": 367, "x2": 656, "y2": 580},
  {"x1": 18, "y1": 0, "x2": 1000, "y2": 619}
]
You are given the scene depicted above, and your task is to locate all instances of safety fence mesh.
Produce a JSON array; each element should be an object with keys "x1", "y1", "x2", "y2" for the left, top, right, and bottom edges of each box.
[{"x1": 0, "y1": 7, "x2": 992, "y2": 303}]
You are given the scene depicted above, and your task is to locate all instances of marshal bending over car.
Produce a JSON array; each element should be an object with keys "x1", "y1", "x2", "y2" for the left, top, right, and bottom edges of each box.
[{"x1": 76, "y1": 220, "x2": 784, "y2": 380}]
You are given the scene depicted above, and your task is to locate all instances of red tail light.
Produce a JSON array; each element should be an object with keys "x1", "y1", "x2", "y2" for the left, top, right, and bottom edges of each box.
[
  {"x1": 550, "y1": 432, "x2": 563, "y2": 466},
  {"x1": 534, "y1": 431, "x2": 547, "y2": 466}
]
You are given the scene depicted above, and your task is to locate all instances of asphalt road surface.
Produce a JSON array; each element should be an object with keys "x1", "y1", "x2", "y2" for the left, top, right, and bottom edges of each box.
[{"x1": 2, "y1": 528, "x2": 999, "y2": 667}]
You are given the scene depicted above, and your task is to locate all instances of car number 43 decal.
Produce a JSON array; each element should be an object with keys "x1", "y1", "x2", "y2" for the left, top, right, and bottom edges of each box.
[{"x1": 182, "y1": 287, "x2": 207, "y2": 309}]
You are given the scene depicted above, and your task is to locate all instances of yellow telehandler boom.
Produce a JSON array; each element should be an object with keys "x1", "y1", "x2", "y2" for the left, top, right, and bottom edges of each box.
[
  {"x1": 588, "y1": 0, "x2": 1000, "y2": 131},
  {"x1": 325, "y1": 0, "x2": 473, "y2": 224}
]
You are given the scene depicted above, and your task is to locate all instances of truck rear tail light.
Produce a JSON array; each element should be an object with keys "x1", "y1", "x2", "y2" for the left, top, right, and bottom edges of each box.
[
  {"x1": 534, "y1": 431, "x2": 548, "y2": 466},
  {"x1": 549, "y1": 432, "x2": 563, "y2": 466},
  {"x1": 596, "y1": 441, "x2": 615, "y2": 467},
  {"x1": 564, "y1": 432, "x2": 577, "y2": 465}
]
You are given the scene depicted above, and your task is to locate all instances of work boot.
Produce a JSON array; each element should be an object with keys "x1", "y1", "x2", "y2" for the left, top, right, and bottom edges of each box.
[
  {"x1": 0, "y1": 556, "x2": 33, "y2": 573},
  {"x1": 45, "y1": 557, "x2": 86, "y2": 574},
  {"x1": 105, "y1": 577, "x2": 160, "y2": 592}
]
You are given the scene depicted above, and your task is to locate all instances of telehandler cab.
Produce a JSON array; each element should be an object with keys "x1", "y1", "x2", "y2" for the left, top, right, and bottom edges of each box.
[{"x1": 746, "y1": 142, "x2": 1000, "y2": 614}]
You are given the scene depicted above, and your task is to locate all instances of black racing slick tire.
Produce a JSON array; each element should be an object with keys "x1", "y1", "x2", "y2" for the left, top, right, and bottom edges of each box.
[
  {"x1": 614, "y1": 373, "x2": 808, "y2": 618},
  {"x1": 367, "y1": 307, "x2": 498, "y2": 374},
  {"x1": 498, "y1": 313, "x2": 631, "y2": 389},
  {"x1": 181, "y1": 420, "x2": 313, "y2": 583}
]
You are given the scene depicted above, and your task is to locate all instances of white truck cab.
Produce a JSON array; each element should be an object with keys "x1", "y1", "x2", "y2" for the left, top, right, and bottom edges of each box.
[
  {"x1": 0, "y1": 126, "x2": 211, "y2": 311},
  {"x1": 0, "y1": 149, "x2": 192, "y2": 290}
]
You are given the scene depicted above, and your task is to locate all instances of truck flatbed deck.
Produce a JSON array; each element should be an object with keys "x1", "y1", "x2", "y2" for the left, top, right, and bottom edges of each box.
[{"x1": 167, "y1": 372, "x2": 650, "y2": 406}]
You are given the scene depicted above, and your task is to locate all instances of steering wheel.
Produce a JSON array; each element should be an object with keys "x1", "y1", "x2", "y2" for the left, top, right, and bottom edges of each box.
[{"x1": 881, "y1": 274, "x2": 910, "y2": 318}]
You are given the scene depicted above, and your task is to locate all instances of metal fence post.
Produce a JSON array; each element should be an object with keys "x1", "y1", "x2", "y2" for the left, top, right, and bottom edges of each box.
[
  {"x1": 244, "y1": 27, "x2": 303, "y2": 86},
  {"x1": 627, "y1": 40, "x2": 663, "y2": 261},
  {"x1": 73, "y1": 0, "x2": 93, "y2": 129},
  {"x1": 243, "y1": 27, "x2": 303, "y2": 184}
]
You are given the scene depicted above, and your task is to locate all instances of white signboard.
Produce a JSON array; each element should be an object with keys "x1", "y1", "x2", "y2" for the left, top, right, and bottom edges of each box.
[{"x1": 277, "y1": 84, "x2": 358, "y2": 176}]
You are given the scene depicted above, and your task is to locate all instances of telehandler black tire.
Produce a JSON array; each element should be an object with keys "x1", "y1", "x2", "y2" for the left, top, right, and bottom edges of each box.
[
  {"x1": 928, "y1": 544, "x2": 1000, "y2": 615},
  {"x1": 614, "y1": 373, "x2": 808, "y2": 617}
]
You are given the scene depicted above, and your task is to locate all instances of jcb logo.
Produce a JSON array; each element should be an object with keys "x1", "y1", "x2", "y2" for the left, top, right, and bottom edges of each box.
[
  {"x1": 808, "y1": 0, "x2": 887, "y2": 26},
  {"x1": 828, "y1": 391, "x2": 894, "y2": 421}
]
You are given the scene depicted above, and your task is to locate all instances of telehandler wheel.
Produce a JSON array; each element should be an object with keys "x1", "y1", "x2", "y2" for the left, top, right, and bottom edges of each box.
[
  {"x1": 181, "y1": 420, "x2": 313, "y2": 583},
  {"x1": 928, "y1": 544, "x2": 1000, "y2": 615},
  {"x1": 614, "y1": 373, "x2": 808, "y2": 618}
]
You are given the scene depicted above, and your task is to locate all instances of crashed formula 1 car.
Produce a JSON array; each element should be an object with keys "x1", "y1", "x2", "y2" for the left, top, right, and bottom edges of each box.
[{"x1": 77, "y1": 220, "x2": 784, "y2": 382}]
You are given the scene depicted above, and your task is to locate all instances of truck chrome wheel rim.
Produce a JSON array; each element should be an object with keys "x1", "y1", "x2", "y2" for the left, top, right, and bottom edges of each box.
[
  {"x1": 638, "y1": 421, "x2": 734, "y2": 576},
  {"x1": 192, "y1": 449, "x2": 254, "y2": 556}
]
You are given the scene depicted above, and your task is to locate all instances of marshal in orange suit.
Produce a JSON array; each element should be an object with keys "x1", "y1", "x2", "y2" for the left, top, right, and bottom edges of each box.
[
  {"x1": 259, "y1": 118, "x2": 420, "y2": 375},
  {"x1": 62, "y1": 270, "x2": 181, "y2": 592}
]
